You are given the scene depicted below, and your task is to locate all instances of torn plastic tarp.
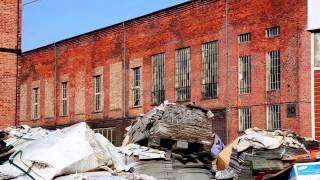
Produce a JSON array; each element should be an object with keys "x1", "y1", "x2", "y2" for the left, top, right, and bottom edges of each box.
[{"x1": 0, "y1": 123, "x2": 112, "y2": 180}]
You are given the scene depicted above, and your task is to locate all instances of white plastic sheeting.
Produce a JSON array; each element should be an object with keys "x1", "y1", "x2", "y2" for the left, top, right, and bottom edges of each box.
[{"x1": 0, "y1": 123, "x2": 112, "y2": 180}]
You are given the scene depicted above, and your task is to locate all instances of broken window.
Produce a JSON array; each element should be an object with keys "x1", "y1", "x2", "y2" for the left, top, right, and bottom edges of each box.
[
  {"x1": 176, "y1": 47, "x2": 190, "y2": 101},
  {"x1": 132, "y1": 67, "x2": 141, "y2": 106},
  {"x1": 152, "y1": 53, "x2": 165, "y2": 105},
  {"x1": 202, "y1": 41, "x2": 218, "y2": 99},
  {"x1": 238, "y1": 33, "x2": 251, "y2": 43},
  {"x1": 94, "y1": 75, "x2": 102, "y2": 112},
  {"x1": 266, "y1": 26, "x2": 280, "y2": 38},
  {"x1": 239, "y1": 55, "x2": 251, "y2": 94},
  {"x1": 267, "y1": 50, "x2": 280, "y2": 91},
  {"x1": 239, "y1": 107, "x2": 251, "y2": 131},
  {"x1": 32, "y1": 87, "x2": 40, "y2": 119},
  {"x1": 61, "y1": 82, "x2": 68, "y2": 116},
  {"x1": 94, "y1": 127, "x2": 116, "y2": 144},
  {"x1": 267, "y1": 104, "x2": 281, "y2": 129}
]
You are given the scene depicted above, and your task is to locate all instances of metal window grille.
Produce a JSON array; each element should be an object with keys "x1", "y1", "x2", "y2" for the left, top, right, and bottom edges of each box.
[
  {"x1": 266, "y1": 26, "x2": 280, "y2": 38},
  {"x1": 132, "y1": 67, "x2": 141, "y2": 106},
  {"x1": 239, "y1": 107, "x2": 251, "y2": 131},
  {"x1": 94, "y1": 127, "x2": 116, "y2": 144},
  {"x1": 267, "y1": 104, "x2": 281, "y2": 129},
  {"x1": 238, "y1": 33, "x2": 251, "y2": 43},
  {"x1": 152, "y1": 53, "x2": 165, "y2": 105},
  {"x1": 267, "y1": 50, "x2": 280, "y2": 91},
  {"x1": 62, "y1": 82, "x2": 68, "y2": 116},
  {"x1": 239, "y1": 55, "x2": 251, "y2": 94},
  {"x1": 94, "y1": 75, "x2": 102, "y2": 112},
  {"x1": 32, "y1": 87, "x2": 40, "y2": 119},
  {"x1": 202, "y1": 41, "x2": 218, "y2": 98},
  {"x1": 176, "y1": 47, "x2": 190, "y2": 101}
]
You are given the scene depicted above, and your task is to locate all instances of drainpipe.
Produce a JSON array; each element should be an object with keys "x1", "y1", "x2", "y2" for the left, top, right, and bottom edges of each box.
[
  {"x1": 54, "y1": 43, "x2": 57, "y2": 126},
  {"x1": 123, "y1": 22, "x2": 127, "y2": 119},
  {"x1": 15, "y1": 0, "x2": 21, "y2": 126},
  {"x1": 225, "y1": 0, "x2": 229, "y2": 143}
]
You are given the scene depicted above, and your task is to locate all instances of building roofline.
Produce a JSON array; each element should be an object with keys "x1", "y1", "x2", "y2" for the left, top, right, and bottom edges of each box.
[{"x1": 22, "y1": 0, "x2": 193, "y2": 54}]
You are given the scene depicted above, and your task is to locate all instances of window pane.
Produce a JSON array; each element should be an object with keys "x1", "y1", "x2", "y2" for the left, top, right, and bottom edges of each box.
[
  {"x1": 267, "y1": 50, "x2": 280, "y2": 91},
  {"x1": 94, "y1": 75, "x2": 102, "y2": 111},
  {"x1": 239, "y1": 56, "x2": 251, "y2": 94},
  {"x1": 268, "y1": 105, "x2": 281, "y2": 129},
  {"x1": 152, "y1": 53, "x2": 165, "y2": 104},
  {"x1": 132, "y1": 67, "x2": 141, "y2": 106},
  {"x1": 176, "y1": 47, "x2": 191, "y2": 101},
  {"x1": 239, "y1": 107, "x2": 251, "y2": 131},
  {"x1": 202, "y1": 41, "x2": 218, "y2": 99}
]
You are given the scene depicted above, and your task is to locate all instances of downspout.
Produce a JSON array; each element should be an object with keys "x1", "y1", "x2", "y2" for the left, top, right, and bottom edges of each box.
[
  {"x1": 123, "y1": 22, "x2": 127, "y2": 119},
  {"x1": 54, "y1": 43, "x2": 57, "y2": 126},
  {"x1": 225, "y1": 0, "x2": 229, "y2": 143},
  {"x1": 15, "y1": 0, "x2": 21, "y2": 126}
]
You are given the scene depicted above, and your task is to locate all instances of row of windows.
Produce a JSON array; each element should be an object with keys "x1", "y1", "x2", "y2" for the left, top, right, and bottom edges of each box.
[
  {"x1": 239, "y1": 103, "x2": 297, "y2": 131},
  {"x1": 238, "y1": 26, "x2": 280, "y2": 44},
  {"x1": 94, "y1": 127, "x2": 116, "y2": 145},
  {"x1": 30, "y1": 28, "x2": 281, "y2": 118},
  {"x1": 239, "y1": 104, "x2": 281, "y2": 131}
]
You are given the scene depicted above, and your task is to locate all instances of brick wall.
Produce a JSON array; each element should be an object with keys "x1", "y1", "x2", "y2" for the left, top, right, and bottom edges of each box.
[
  {"x1": 0, "y1": 0, "x2": 21, "y2": 129},
  {"x1": 19, "y1": 0, "x2": 311, "y2": 142}
]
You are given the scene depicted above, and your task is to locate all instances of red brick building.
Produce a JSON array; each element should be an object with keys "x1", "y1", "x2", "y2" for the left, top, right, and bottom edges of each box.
[
  {"x1": 309, "y1": 1, "x2": 320, "y2": 140},
  {"x1": 0, "y1": 0, "x2": 21, "y2": 129},
  {"x1": 19, "y1": 0, "x2": 312, "y2": 144}
]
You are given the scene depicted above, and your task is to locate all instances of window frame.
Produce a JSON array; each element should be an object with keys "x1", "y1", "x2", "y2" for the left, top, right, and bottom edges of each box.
[
  {"x1": 238, "y1": 107, "x2": 251, "y2": 131},
  {"x1": 267, "y1": 104, "x2": 281, "y2": 130},
  {"x1": 201, "y1": 41, "x2": 219, "y2": 99},
  {"x1": 266, "y1": 26, "x2": 280, "y2": 38},
  {"x1": 94, "y1": 127, "x2": 116, "y2": 145},
  {"x1": 132, "y1": 67, "x2": 141, "y2": 107},
  {"x1": 176, "y1": 47, "x2": 191, "y2": 102},
  {"x1": 151, "y1": 53, "x2": 165, "y2": 105},
  {"x1": 93, "y1": 75, "x2": 102, "y2": 112},
  {"x1": 32, "y1": 87, "x2": 40, "y2": 120},
  {"x1": 238, "y1": 33, "x2": 251, "y2": 44},
  {"x1": 239, "y1": 55, "x2": 251, "y2": 94},
  {"x1": 61, "y1": 82, "x2": 68, "y2": 116},
  {"x1": 267, "y1": 50, "x2": 281, "y2": 91}
]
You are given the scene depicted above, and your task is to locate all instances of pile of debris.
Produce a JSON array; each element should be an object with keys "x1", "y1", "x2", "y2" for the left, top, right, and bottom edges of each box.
[
  {"x1": 124, "y1": 102, "x2": 213, "y2": 149},
  {"x1": 215, "y1": 128, "x2": 320, "y2": 180},
  {"x1": 0, "y1": 123, "x2": 156, "y2": 180},
  {"x1": 0, "y1": 102, "x2": 216, "y2": 180},
  {"x1": 121, "y1": 102, "x2": 215, "y2": 179}
]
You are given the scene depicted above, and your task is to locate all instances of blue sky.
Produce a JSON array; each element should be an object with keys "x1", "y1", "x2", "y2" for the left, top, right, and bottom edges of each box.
[{"x1": 22, "y1": 0, "x2": 188, "y2": 51}]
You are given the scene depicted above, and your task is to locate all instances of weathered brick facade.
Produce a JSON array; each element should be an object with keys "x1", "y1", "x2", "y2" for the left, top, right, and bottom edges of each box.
[
  {"x1": 19, "y1": 0, "x2": 311, "y2": 144},
  {"x1": 0, "y1": 0, "x2": 21, "y2": 129}
]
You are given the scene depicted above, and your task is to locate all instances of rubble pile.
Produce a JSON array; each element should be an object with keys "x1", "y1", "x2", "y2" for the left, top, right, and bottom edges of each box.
[
  {"x1": 124, "y1": 102, "x2": 213, "y2": 150},
  {"x1": 0, "y1": 102, "x2": 215, "y2": 180},
  {"x1": 120, "y1": 102, "x2": 215, "y2": 179},
  {"x1": 215, "y1": 128, "x2": 314, "y2": 180}
]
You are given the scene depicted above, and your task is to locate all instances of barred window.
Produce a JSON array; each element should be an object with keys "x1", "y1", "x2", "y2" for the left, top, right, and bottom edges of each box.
[
  {"x1": 176, "y1": 47, "x2": 190, "y2": 101},
  {"x1": 94, "y1": 127, "x2": 116, "y2": 145},
  {"x1": 132, "y1": 67, "x2": 141, "y2": 106},
  {"x1": 239, "y1": 107, "x2": 251, "y2": 131},
  {"x1": 266, "y1": 26, "x2": 280, "y2": 38},
  {"x1": 32, "y1": 87, "x2": 40, "y2": 119},
  {"x1": 267, "y1": 50, "x2": 280, "y2": 91},
  {"x1": 202, "y1": 41, "x2": 218, "y2": 99},
  {"x1": 239, "y1": 55, "x2": 251, "y2": 94},
  {"x1": 238, "y1": 33, "x2": 251, "y2": 43},
  {"x1": 61, "y1": 82, "x2": 68, "y2": 116},
  {"x1": 94, "y1": 75, "x2": 102, "y2": 112},
  {"x1": 267, "y1": 104, "x2": 281, "y2": 129},
  {"x1": 152, "y1": 53, "x2": 165, "y2": 105}
]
